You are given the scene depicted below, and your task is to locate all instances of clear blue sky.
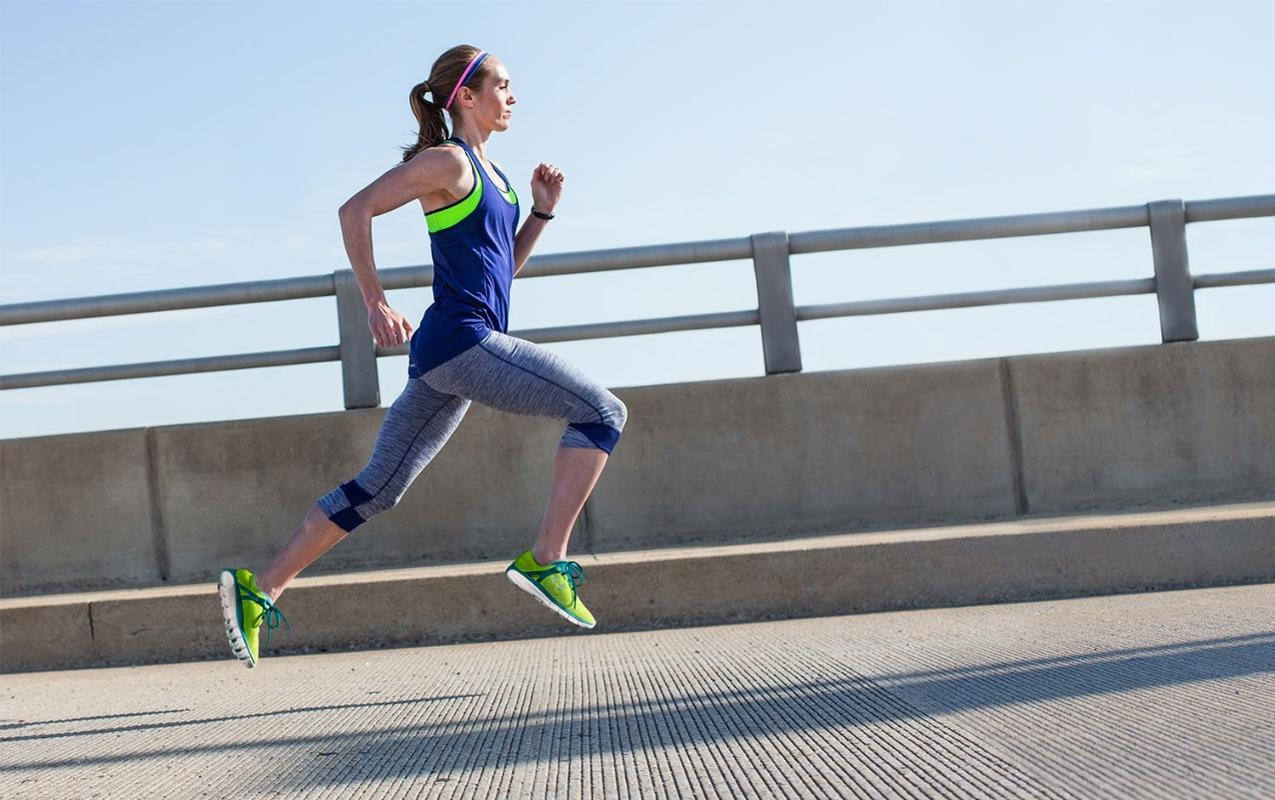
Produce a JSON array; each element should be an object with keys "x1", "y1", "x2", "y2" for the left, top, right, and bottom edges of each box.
[{"x1": 2, "y1": 0, "x2": 1272, "y2": 439}]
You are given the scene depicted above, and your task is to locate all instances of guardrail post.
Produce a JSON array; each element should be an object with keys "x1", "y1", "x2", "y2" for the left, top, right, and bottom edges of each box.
[
  {"x1": 750, "y1": 231, "x2": 802, "y2": 374},
  {"x1": 1147, "y1": 199, "x2": 1198, "y2": 342},
  {"x1": 334, "y1": 270, "x2": 380, "y2": 408}
]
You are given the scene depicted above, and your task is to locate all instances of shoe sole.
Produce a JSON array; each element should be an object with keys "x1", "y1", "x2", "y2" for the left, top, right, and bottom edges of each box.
[
  {"x1": 505, "y1": 568, "x2": 596, "y2": 629},
  {"x1": 217, "y1": 570, "x2": 257, "y2": 668}
]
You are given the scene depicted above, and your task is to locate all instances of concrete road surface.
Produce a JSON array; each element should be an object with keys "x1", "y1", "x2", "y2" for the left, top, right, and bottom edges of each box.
[{"x1": 2, "y1": 583, "x2": 1272, "y2": 799}]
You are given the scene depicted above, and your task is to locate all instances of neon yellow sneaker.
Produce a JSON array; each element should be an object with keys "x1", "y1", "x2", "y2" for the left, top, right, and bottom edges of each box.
[
  {"x1": 505, "y1": 550, "x2": 596, "y2": 629},
  {"x1": 217, "y1": 568, "x2": 289, "y2": 668}
]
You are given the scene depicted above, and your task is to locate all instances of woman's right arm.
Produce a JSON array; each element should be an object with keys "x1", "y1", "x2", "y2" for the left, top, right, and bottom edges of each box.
[{"x1": 337, "y1": 148, "x2": 467, "y2": 348}]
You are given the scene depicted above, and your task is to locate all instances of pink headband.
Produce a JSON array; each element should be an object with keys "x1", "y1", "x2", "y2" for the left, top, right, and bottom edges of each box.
[{"x1": 444, "y1": 51, "x2": 489, "y2": 111}]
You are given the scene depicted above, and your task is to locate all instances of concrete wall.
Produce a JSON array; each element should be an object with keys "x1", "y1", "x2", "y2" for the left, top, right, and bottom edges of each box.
[
  {"x1": 586, "y1": 358, "x2": 1018, "y2": 550},
  {"x1": 1010, "y1": 337, "x2": 1275, "y2": 512},
  {"x1": 2, "y1": 336, "x2": 1272, "y2": 596},
  {"x1": 0, "y1": 430, "x2": 160, "y2": 592}
]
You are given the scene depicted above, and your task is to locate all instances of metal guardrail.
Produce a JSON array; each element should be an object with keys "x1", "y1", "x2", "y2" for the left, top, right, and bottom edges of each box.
[{"x1": 2, "y1": 194, "x2": 1272, "y2": 407}]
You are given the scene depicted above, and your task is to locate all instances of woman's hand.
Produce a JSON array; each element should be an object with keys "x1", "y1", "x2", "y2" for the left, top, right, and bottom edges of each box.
[
  {"x1": 530, "y1": 162, "x2": 564, "y2": 213},
  {"x1": 367, "y1": 301, "x2": 414, "y2": 348}
]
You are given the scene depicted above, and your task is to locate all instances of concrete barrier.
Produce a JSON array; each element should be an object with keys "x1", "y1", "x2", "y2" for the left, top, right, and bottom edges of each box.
[
  {"x1": 586, "y1": 359, "x2": 1018, "y2": 551},
  {"x1": 2, "y1": 337, "x2": 1272, "y2": 596},
  {"x1": 1010, "y1": 337, "x2": 1275, "y2": 513},
  {"x1": 0, "y1": 429, "x2": 160, "y2": 595}
]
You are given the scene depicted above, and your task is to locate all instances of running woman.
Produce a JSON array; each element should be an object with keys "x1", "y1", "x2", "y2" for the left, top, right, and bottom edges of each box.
[{"x1": 218, "y1": 45, "x2": 628, "y2": 667}]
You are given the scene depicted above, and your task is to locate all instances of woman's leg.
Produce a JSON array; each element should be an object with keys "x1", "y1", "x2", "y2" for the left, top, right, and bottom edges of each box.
[
  {"x1": 420, "y1": 330, "x2": 628, "y2": 563},
  {"x1": 256, "y1": 504, "x2": 345, "y2": 601},
  {"x1": 535, "y1": 445, "x2": 607, "y2": 564},
  {"x1": 258, "y1": 377, "x2": 471, "y2": 601}
]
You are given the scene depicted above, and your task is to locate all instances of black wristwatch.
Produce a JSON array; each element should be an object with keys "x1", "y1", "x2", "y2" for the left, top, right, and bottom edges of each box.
[{"x1": 531, "y1": 207, "x2": 555, "y2": 220}]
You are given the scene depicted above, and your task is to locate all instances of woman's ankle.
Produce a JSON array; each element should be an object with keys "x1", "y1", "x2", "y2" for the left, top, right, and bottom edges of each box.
[
  {"x1": 256, "y1": 573, "x2": 281, "y2": 603},
  {"x1": 531, "y1": 547, "x2": 563, "y2": 566}
]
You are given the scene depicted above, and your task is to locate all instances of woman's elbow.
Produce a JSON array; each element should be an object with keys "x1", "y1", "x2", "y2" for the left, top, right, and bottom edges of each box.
[
  {"x1": 340, "y1": 191, "x2": 378, "y2": 220},
  {"x1": 338, "y1": 200, "x2": 362, "y2": 220}
]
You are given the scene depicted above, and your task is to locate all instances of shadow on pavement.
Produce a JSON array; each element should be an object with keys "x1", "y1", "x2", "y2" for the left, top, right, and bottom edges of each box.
[
  {"x1": 1, "y1": 695, "x2": 481, "y2": 744},
  {"x1": 6, "y1": 629, "x2": 1272, "y2": 787}
]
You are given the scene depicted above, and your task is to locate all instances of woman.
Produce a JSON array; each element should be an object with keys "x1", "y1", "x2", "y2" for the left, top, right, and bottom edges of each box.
[{"x1": 218, "y1": 45, "x2": 628, "y2": 668}]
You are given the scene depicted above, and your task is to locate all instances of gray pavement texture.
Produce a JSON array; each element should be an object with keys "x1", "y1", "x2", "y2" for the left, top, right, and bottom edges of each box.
[{"x1": 1, "y1": 583, "x2": 1272, "y2": 800}]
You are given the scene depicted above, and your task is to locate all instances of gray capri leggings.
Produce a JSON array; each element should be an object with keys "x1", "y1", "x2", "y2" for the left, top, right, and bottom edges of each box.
[{"x1": 316, "y1": 328, "x2": 628, "y2": 533}]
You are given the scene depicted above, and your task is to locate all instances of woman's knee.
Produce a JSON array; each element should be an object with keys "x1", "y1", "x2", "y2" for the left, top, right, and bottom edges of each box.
[
  {"x1": 315, "y1": 478, "x2": 406, "y2": 533},
  {"x1": 608, "y1": 394, "x2": 628, "y2": 432},
  {"x1": 562, "y1": 391, "x2": 628, "y2": 453}
]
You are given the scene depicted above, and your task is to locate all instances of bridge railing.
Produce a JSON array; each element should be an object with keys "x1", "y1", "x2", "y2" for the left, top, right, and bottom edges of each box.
[{"x1": 2, "y1": 194, "x2": 1272, "y2": 408}]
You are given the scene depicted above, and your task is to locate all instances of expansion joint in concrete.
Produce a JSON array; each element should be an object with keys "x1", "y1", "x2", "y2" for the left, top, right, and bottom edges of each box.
[
  {"x1": 143, "y1": 427, "x2": 171, "y2": 582},
  {"x1": 998, "y1": 359, "x2": 1029, "y2": 516}
]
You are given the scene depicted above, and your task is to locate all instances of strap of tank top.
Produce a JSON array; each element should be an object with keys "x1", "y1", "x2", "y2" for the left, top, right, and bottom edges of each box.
[
  {"x1": 444, "y1": 137, "x2": 482, "y2": 189},
  {"x1": 446, "y1": 136, "x2": 512, "y2": 195}
]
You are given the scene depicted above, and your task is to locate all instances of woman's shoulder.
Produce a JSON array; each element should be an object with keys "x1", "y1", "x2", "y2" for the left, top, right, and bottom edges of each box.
[
  {"x1": 407, "y1": 141, "x2": 469, "y2": 173},
  {"x1": 437, "y1": 140, "x2": 475, "y2": 169},
  {"x1": 426, "y1": 138, "x2": 466, "y2": 157},
  {"x1": 402, "y1": 142, "x2": 472, "y2": 205}
]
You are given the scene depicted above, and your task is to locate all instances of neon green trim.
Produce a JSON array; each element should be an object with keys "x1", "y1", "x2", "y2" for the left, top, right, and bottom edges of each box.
[
  {"x1": 423, "y1": 144, "x2": 517, "y2": 231},
  {"x1": 495, "y1": 175, "x2": 517, "y2": 206},
  {"x1": 425, "y1": 148, "x2": 483, "y2": 233},
  {"x1": 483, "y1": 159, "x2": 517, "y2": 206}
]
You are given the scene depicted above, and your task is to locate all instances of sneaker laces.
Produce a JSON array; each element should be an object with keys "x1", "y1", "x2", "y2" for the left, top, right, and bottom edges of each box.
[
  {"x1": 237, "y1": 582, "x2": 291, "y2": 647},
  {"x1": 531, "y1": 560, "x2": 587, "y2": 607},
  {"x1": 260, "y1": 603, "x2": 291, "y2": 648}
]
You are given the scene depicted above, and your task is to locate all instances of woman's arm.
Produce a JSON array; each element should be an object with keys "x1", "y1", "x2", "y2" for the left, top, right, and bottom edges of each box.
[
  {"x1": 512, "y1": 162, "x2": 565, "y2": 277},
  {"x1": 513, "y1": 216, "x2": 551, "y2": 278},
  {"x1": 338, "y1": 149, "x2": 467, "y2": 347}
]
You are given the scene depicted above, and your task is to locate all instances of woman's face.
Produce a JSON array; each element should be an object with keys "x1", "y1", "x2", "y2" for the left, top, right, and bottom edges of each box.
[{"x1": 463, "y1": 58, "x2": 516, "y2": 131}]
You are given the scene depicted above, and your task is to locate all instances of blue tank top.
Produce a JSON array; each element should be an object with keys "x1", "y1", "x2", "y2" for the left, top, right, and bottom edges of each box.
[{"x1": 407, "y1": 135, "x2": 520, "y2": 378}]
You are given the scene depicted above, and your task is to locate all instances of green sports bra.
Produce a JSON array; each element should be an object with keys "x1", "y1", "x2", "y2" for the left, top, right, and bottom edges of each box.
[{"x1": 424, "y1": 137, "x2": 518, "y2": 234}]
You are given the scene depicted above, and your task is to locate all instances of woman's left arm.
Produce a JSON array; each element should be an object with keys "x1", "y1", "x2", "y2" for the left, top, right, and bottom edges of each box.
[{"x1": 513, "y1": 162, "x2": 565, "y2": 277}]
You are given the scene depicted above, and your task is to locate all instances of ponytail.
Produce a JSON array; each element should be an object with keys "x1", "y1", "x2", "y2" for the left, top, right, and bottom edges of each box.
[{"x1": 400, "y1": 80, "x2": 448, "y2": 163}]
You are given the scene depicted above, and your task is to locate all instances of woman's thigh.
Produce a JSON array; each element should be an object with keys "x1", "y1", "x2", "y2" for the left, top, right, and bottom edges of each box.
[{"x1": 420, "y1": 329, "x2": 627, "y2": 433}]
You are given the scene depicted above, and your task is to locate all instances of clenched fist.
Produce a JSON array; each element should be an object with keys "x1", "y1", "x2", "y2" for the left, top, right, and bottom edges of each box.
[{"x1": 531, "y1": 162, "x2": 564, "y2": 213}]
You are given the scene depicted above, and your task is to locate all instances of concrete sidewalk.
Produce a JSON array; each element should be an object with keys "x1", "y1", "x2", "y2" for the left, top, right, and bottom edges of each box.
[{"x1": 2, "y1": 583, "x2": 1272, "y2": 799}]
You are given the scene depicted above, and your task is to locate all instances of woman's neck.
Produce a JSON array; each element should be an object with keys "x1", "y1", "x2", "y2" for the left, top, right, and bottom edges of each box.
[{"x1": 451, "y1": 123, "x2": 492, "y2": 161}]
